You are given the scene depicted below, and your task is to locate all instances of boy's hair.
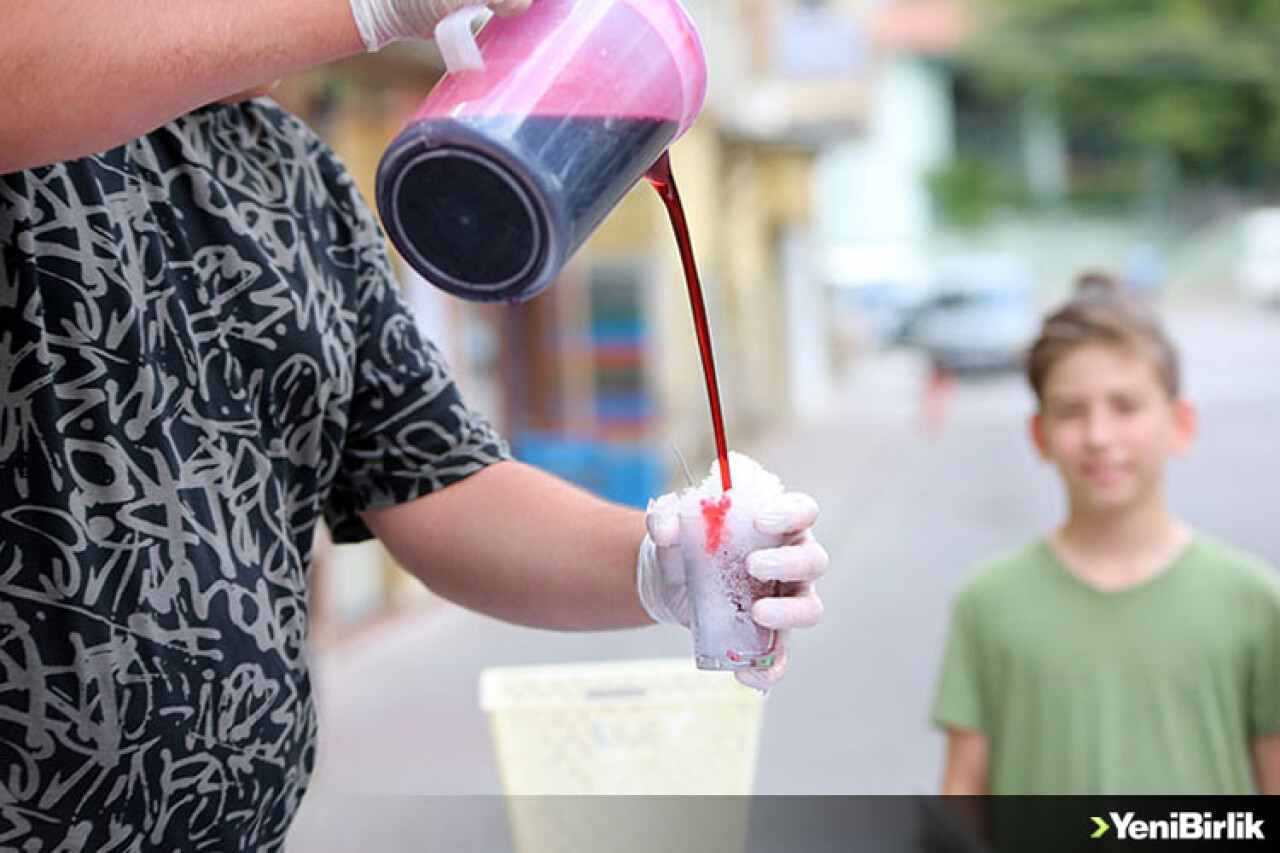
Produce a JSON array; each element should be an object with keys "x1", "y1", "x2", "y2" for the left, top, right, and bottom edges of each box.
[{"x1": 1026, "y1": 271, "x2": 1181, "y2": 403}]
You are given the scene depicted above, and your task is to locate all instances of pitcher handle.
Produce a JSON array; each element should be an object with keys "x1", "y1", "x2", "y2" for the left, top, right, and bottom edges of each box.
[{"x1": 435, "y1": 6, "x2": 488, "y2": 73}]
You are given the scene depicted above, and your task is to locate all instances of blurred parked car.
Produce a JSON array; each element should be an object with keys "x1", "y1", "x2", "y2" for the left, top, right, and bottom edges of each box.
[
  {"x1": 903, "y1": 254, "x2": 1038, "y2": 374},
  {"x1": 827, "y1": 244, "x2": 935, "y2": 347},
  {"x1": 1237, "y1": 207, "x2": 1280, "y2": 306}
]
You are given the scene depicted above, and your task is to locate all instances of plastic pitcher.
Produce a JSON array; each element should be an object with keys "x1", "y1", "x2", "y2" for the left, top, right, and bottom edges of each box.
[{"x1": 376, "y1": 0, "x2": 707, "y2": 302}]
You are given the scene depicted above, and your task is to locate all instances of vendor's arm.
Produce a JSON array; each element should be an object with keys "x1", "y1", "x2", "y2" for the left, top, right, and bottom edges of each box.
[
  {"x1": 0, "y1": 0, "x2": 531, "y2": 172},
  {"x1": 361, "y1": 460, "x2": 654, "y2": 631},
  {"x1": 0, "y1": 0, "x2": 364, "y2": 172}
]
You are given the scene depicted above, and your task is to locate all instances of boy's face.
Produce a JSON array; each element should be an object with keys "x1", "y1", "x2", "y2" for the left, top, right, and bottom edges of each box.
[{"x1": 1031, "y1": 342, "x2": 1196, "y2": 514}]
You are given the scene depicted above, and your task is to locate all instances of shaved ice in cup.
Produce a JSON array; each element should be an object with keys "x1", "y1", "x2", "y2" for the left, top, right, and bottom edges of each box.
[{"x1": 678, "y1": 453, "x2": 785, "y2": 670}]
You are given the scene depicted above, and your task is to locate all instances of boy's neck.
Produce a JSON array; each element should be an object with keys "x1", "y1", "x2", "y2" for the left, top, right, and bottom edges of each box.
[{"x1": 1052, "y1": 500, "x2": 1191, "y2": 591}]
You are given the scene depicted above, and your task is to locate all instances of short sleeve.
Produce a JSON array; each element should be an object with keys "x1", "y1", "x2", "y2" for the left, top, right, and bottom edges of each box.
[
  {"x1": 324, "y1": 246, "x2": 510, "y2": 544},
  {"x1": 1248, "y1": 569, "x2": 1280, "y2": 739},
  {"x1": 931, "y1": 588, "x2": 988, "y2": 733}
]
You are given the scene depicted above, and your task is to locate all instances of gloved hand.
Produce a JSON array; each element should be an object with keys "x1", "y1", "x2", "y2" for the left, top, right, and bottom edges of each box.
[
  {"x1": 349, "y1": 0, "x2": 532, "y2": 52},
  {"x1": 638, "y1": 487, "x2": 828, "y2": 691}
]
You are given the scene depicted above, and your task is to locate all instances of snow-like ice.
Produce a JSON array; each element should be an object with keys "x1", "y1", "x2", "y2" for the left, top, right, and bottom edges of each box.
[{"x1": 677, "y1": 452, "x2": 785, "y2": 668}]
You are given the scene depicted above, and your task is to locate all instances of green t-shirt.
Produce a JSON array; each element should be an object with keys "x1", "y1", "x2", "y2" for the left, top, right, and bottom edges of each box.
[{"x1": 932, "y1": 535, "x2": 1280, "y2": 794}]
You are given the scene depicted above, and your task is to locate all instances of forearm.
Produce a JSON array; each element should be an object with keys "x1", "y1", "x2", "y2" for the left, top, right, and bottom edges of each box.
[
  {"x1": 1252, "y1": 732, "x2": 1280, "y2": 795},
  {"x1": 0, "y1": 0, "x2": 364, "y2": 172},
  {"x1": 941, "y1": 730, "x2": 990, "y2": 795},
  {"x1": 362, "y1": 460, "x2": 654, "y2": 631},
  {"x1": 941, "y1": 772, "x2": 987, "y2": 796}
]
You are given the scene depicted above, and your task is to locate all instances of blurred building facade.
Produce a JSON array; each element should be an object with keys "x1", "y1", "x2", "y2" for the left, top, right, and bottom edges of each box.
[{"x1": 283, "y1": 0, "x2": 947, "y2": 640}]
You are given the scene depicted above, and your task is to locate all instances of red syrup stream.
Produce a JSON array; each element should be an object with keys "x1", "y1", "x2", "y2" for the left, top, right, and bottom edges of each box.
[
  {"x1": 647, "y1": 151, "x2": 732, "y2": 494},
  {"x1": 650, "y1": 153, "x2": 780, "y2": 664}
]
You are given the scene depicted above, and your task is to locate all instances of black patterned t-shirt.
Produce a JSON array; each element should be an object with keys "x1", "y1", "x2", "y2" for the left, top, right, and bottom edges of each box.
[{"x1": 0, "y1": 100, "x2": 509, "y2": 851}]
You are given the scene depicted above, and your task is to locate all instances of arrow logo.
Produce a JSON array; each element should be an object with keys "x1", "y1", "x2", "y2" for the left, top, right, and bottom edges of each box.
[{"x1": 1091, "y1": 816, "x2": 1110, "y2": 838}]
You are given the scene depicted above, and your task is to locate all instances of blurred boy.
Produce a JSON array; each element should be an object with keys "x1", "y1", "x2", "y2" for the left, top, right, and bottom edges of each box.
[{"x1": 932, "y1": 273, "x2": 1280, "y2": 794}]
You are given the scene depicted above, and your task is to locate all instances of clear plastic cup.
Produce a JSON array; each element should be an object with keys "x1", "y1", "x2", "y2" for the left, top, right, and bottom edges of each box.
[
  {"x1": 377, "y1": 0, "x2": 708, "y2": 303},
  {"x1": 679, "y1": 494, "x2": 782, "y2": 670}
]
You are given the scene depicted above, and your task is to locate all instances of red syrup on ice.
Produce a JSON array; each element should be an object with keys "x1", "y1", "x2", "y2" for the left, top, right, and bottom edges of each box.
[
  {"x1": 700, "y1": 494, "x2": 731, "y2": 555},
  {"x1": 648, "y1": 151, "x2": 732, "y2": 493}
]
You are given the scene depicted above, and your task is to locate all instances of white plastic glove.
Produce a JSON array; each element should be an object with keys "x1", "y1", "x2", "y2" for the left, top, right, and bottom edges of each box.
[
  {"x1": 638, "y1": 489, "x2": 828, "y2": 691},
  {"x1": 349, "y1": 0, "x2": 532, "y2": 52}
]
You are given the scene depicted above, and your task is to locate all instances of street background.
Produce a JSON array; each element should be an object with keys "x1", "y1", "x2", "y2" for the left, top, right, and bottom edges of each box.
[
  {"x1": 288, "y1": 296, "x2": 1280, "y2": 847},
  {"x1": 274, "y1": 1, "x2": 1280, "y2": 847}
]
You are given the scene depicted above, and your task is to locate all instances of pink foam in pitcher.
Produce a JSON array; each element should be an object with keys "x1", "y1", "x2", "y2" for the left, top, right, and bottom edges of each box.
[{"x1": 418, "y1": 0, "x2": 704, "y2": 130}]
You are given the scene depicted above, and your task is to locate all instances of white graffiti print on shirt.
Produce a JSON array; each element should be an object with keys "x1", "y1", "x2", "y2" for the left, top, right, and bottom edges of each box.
[{"x1": 0, "y1": 101, "x2": 506, "y2": 851}]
